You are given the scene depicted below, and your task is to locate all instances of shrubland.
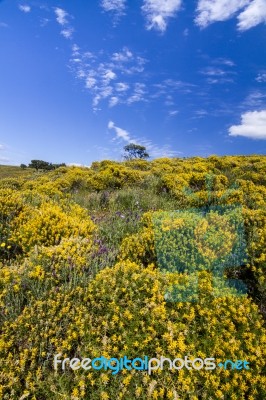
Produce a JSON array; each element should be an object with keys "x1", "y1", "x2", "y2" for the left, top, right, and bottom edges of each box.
[{"x1": 0, "y1": 155, "x2": 265, "y2": 399}]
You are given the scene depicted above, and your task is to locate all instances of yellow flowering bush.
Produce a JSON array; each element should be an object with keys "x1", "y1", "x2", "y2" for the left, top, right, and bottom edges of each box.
[
  {"x1": 0, "y1": 261, "x2": 265, "y2": 399},
  {"x1": 0, "y1": 189, "x2": 27, "y2": 259},
  {"x1": 11, "y1": 200, "x2": 95, "y2": 254},
  {"x1": 0, "y1": 155, "x2": 266, "y2": 399},
  {"x1": 23, "y1": 236, "x2": 98, "y2": 285},
  {"x1": 91, "y1": 165, "x2": 147, "y2": 190}
]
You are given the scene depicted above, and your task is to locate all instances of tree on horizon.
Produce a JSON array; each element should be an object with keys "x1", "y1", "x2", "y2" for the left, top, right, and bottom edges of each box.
[{"x1": 123, "y1": 143, "x2": 149, "y2": 160}]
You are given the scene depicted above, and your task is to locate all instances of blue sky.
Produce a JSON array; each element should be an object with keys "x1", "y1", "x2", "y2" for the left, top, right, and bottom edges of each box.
[{"x1": 0, "y1": 0, "x2": 266, "y2": 165}]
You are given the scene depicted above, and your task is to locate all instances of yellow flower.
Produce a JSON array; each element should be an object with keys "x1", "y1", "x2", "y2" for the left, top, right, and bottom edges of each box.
[{"x1": 100, "y1": 391, "x2": 109, "y2": 400}]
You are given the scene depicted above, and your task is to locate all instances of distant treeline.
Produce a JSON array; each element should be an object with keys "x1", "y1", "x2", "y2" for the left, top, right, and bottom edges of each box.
[{"x1": 20, "y1": 160, "x2": 66, "y2": 171}]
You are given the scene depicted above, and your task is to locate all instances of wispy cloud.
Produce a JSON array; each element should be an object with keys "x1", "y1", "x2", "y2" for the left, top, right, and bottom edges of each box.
[
  {"x1": 54, "y1": 8, "x2": 69, "y2": 25},
  {"x1": 194, "y1": 109, "x2": 208, "y2": 118},
  {"x1": 100, "y1": 0, "x2": 126, "y2": 19},
  {"x1": 195, "y1": 0, "x2": 266, "y2": 31},
  {"x1": 67, "y1": 163, "x2": 90, "y2": 167},
  {"x1": 69, "y1": 45, "x2": 148, "y2": 111},
  {"x1": 241, "y1": 90, "x2": 266, "y2": 109},
  {"x1": 90, "y1": 145, "x2": 114, "y2": 161},
  {"x1": 201, "y1": 67, "x2": 228, "y2": 76},
  {"x1": 0, "y1": 22, "x2": 8, "y2": 28},
  {"x1": 229, "y1": 109, "x2": 266, "y2": 139},
  {"x1": 40, "y1": 18, "x2": 50, "y2": 28},
  {"x1": 168, "y1": 110, "x2": 179, "y2": 117},
  {"x1": 112, "y1": 48, "x2": 133, "y2": 62},
  {"x1": 153, "y1": 79, "x2": 196, "y2": 96},
  {"x1": 108, "y1": 121, "x2": 132, "y2": 142},
  {"x1": 195, "y1": 1, "x2": 249, "y2": 28},
  {"x1": 142, "y1": 0, "x2": 182, "y2": 32},
  {"x1": 237, "y1": 0, "x2": 266, "y2": 31},
  {"x1": 54, "y1": 7, "x2": 74, "y2": 39},
  {"x1": 126, "y1": 83, "x2": 147, "y2": 104},
  {"x1": 212, "y1": 58, "x2": 235, "y2": 67},
  {"x1": 61, "y1": 28, "x2": 74, "y2": 39},
  {"x1": 200, "y1": 66, "x2": 236, "y2": 84},
  {"x1": 256, "y1": 72, "x2": 266, "y2": 82},
  {"x1": 141, "y1": 140, "x2": 182, "y2": 158},
  {"x1": 116, "y1": 82, "x2": 129, "y2": 92},
  {"x1": 107, "y1": 122, "x2": 181, "y2": 158},
  {"x1": 19, "y1": 4, "x2": 31, "y2": 13},
  {"x1": 109, "y1": 96, "x2": 119, "y2": 107}
]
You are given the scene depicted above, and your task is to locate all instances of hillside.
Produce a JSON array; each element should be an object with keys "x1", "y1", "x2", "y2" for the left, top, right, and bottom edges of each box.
[
  {"x1": 0, "y1": 155, "x2": 266, "y2": 399},
  {"x1": 0, "y1": 164, "x2": 35, "y2": 179}
]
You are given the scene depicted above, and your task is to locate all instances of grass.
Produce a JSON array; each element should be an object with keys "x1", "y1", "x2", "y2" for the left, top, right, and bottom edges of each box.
[{"x1": 0, "y1": 165, "x2": 34, "y2": 179}]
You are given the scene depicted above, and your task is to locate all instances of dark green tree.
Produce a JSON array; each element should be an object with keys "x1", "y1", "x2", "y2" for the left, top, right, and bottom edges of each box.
[
  {"x1": 123, "y1": 143, "x2": 149, "y2": 160},
  {"x1": 28, "y1": 160, "x2": 66, "y2": 171},
  {"x1": 28, "y1": 160, "x2": 50, "y2": 171}
]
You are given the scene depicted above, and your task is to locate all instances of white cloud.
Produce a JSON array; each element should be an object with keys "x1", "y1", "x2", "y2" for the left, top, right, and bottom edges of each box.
[
  {"x1": 256, "y1": 72, "x2": 266, "y2": 82},
  {"x1": 168, "y1": 110, "x2": 179, "y2": 116},
  {"x1": 103, "y1": 69, "x2": 117, "y2": 83},
  {"x1": 111, "y1": 48, "x2": 146, "y2": 74},
  {"x1": 127, "y1": 83, "x2": 146, "y2": 104},
  {"x1": 237, "y1": 0, "x2": 266, "y2": 31},
  {"x1": 242, "y1": 90, "x2": 266, "y2": 108},
  {"x1": 107, "y1": 123, "x2": 181, "y2": 158},
  {"x1": 40, "y1": 18, "x2": 50, "y2": 27},
  {"x1": 201, "y1": 67, "x2": 227, "y2": 76},
  {"x1": 142, "y1": 0, "x2": 182, "y2": 32},
  {"x1": 112, "y1": 48, "x2": 133, "y2": 62},
  {"x1": 195, "y1": 0, "x2": 249, "y2": 27},
  {"x1": 86, "y1": 76, "x2": 97, "y2": 89},
  {"x1": 195, "y1": 110, "x2": 208, "y2": 117},
  {"x1": 0, "y1": 22, "x2": 8, "y2": 28},
  {"x1": 140, "y1": 139, "x2": 182, "y2": 157},
  {"x1": 101, "y1": 0, "x2": 126, "y2": 16},
  {"x1": 93, "y1": 95, "x2": 101, "y2": 108},
  {"x1": 200, "y1": 66, "x2": 235, "y2": 84},
  {"x1": 109, "y1": 96, "x2": 119, "y2": 107},
  {"x1": 61, "y1": 28, "x2": 74, "y2": 39},
  {"x1": 69, "y1": 46, "x2": 148, "y2": 110},
  {"x1": 108, "y1": 121, "x2": 131, "y2": 142},
  {"x1": 108, "y1": 121, "x2": 115, "y2": 129},
  {"x1": 19, "y1": 4, "x2": 31, "y2": 13},
  {"x1": 195, "y1": 0, "x2": 266, "y2": 30},
  {"x1": 67, "y1": 163, "x2": 90, "y2": 168},
  {"x1": 165, "y1": 95, "x2": 174, "y2": 106},
  {"x1": 54, "y1": 8, "x2": 74, "y2": 39},
  {"x1": 229, "y1": 110, "x2": 266, "y2": 139},
  {"x1": 100, "y1": 86, "x2": 113, "y2": 98},
  {"x1": 213, "y1": 58, "x2": 235, "y2": 67},
  {"x1": 0, "y1": 144, "x2": 5, "y2": 150},
  {"x1": 116, "y1": 82, "x2": 129, "y2": 92},
  {"x1": 77, "y1": 69, "x2": 86, "y2": 79},
  {"x1": 72, "y1": 44, "x2": 80, "y2": 55},
  {"x1": 54, "y1": 8, "x2": 69, "y2": 25}
]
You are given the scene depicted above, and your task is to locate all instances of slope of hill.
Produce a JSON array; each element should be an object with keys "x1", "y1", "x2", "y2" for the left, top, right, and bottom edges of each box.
[{"x1": 0, "y1": 155, "x2": 265, "y2": 399}]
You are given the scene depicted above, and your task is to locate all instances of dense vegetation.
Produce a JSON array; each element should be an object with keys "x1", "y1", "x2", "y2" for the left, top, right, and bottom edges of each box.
[
  {"x1": 0, "y1": 155, "x2": 265, "y2": 399},
  {"x1": 21, "y1": 160, "x2": 66, "y2": 171}
]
